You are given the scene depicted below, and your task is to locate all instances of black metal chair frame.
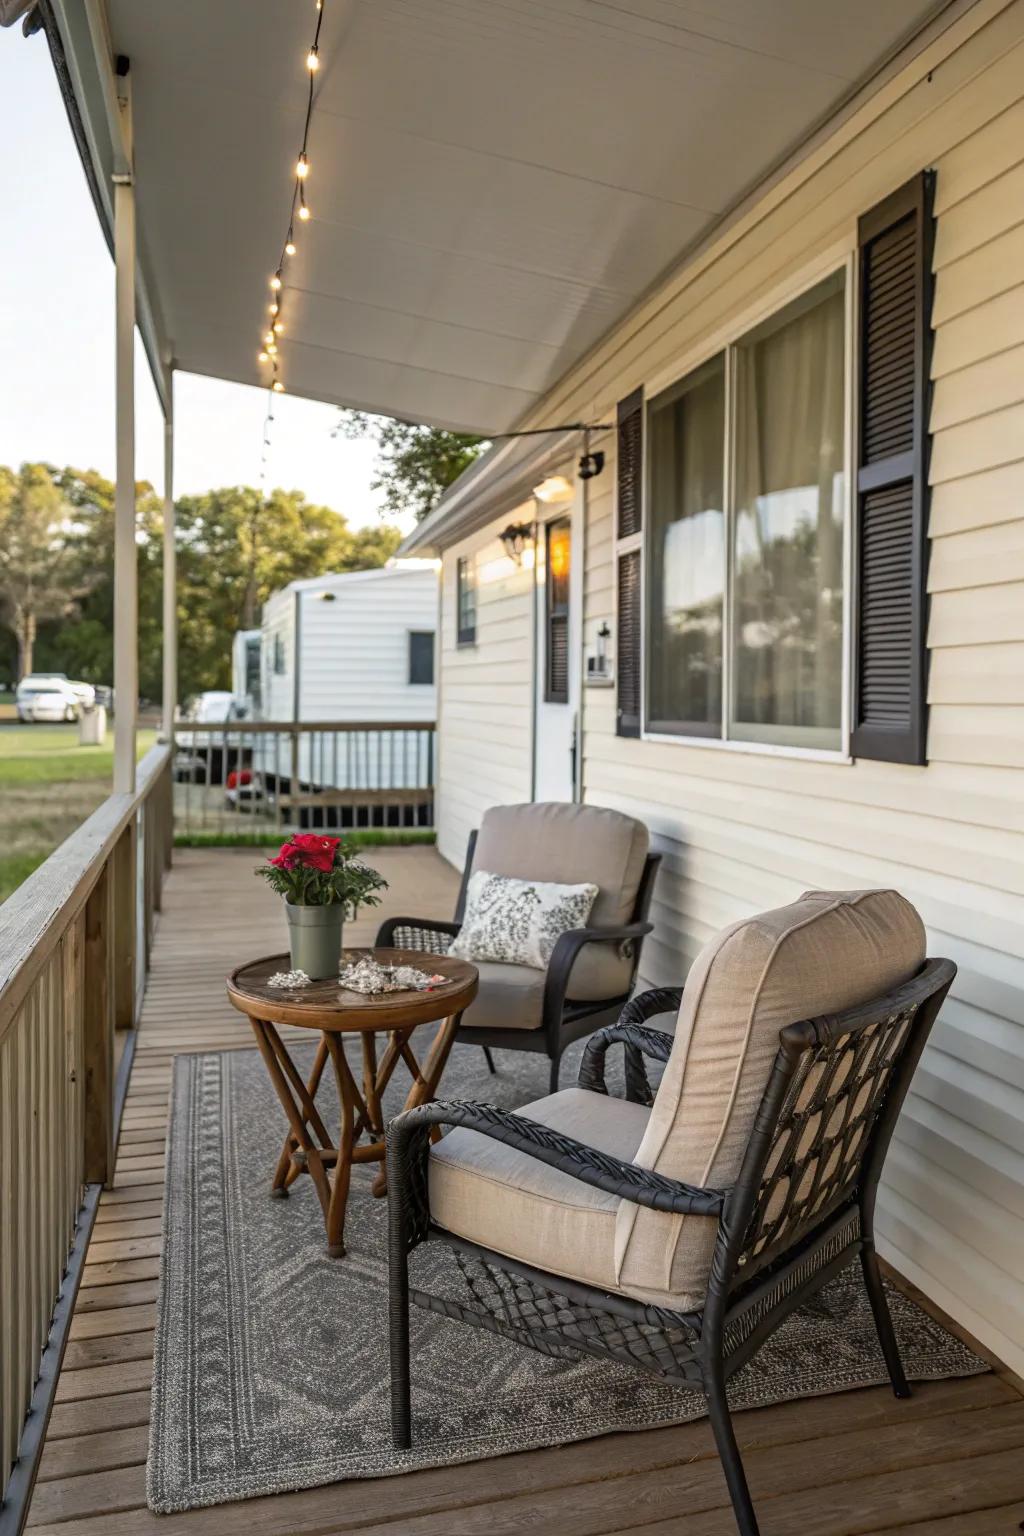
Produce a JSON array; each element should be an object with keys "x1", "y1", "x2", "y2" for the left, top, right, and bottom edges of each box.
[
  {"x1": 386, "y1": 957, "x2": 956, "y2": 1536},
  {"x1": 376, "y1": 829, "x2": 661, "y2": 1093}
]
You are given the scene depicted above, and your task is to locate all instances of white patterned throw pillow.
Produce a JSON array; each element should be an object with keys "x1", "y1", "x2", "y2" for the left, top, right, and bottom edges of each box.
[{"x1": 449, "y1": 870, "x2": 598, "y2": 971}]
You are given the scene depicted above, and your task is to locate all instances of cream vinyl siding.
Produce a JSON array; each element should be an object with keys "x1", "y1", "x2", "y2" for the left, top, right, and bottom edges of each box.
[
  {"x1": 437, "y1": 518, "x2": 535, "y2": 869},
  {"x1": 436, "y1": 0, "x2": 1024, "y2": 1374}
]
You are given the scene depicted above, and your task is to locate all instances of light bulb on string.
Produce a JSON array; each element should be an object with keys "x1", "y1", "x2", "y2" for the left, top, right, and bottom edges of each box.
[
  {"x1": 264, "y1": 330, "x2": 274, "y2": 345},
  {"x1": 296, "y1": 153, "x2": 310, "y2": 180},
  {"x1": 270, "y1": 272, "x2": 282, "y2": 291},
  {"x1": 258, "y1": 350, "x2": 269, "y2": 362},
  {"x1": 273, "y1": 380, "x2": 285, "y2": 393},
  {"x1": 269, "y1": 301, "x2": 279, "y2": 315},
  {"x1": 285, "y1": 239, "x2": 296, "y2": 256},
  {"x1": 298, "y1": 202, "x2": 311, "y2": 221},
  {"x1": 306, "y1": 47, "x2": 319, "y2": 71},
  {"x1": 267, "y1": 341, "x2": 278, "y2": 355},
  {"x1": 273, "y1": 321, "x2": 284, "y2": 334}
]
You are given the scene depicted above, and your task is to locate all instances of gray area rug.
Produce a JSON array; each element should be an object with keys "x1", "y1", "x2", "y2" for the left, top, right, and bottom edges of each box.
[{"x1": 149, "y1": 1031, "x2": 987, "y2": 1513}]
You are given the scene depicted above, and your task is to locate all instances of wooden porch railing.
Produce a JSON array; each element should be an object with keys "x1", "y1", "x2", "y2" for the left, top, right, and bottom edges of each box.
[
  {"x1": 173, "y1": 720, "x2": 435, "y2": 841},
  {"x1": 0, "y1": 743, "x2": 174, "y2": 1517}
]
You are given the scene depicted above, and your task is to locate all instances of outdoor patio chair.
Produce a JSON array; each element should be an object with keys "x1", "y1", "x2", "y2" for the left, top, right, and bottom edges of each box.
[
  {"x1": 375, "y1": 801, "x2": 661, "y2": 1092},
  {"x1": 386, "y1": 889, "x2": 956, "y2": 1536}
]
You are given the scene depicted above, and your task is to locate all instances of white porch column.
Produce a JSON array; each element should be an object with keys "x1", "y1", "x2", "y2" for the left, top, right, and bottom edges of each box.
[
  {"x1": 113, "y1": 165, "x2": 137, "y2": 794},
  {"x1": 161, "y1": 368, "x2": 176, "y2": 738}
]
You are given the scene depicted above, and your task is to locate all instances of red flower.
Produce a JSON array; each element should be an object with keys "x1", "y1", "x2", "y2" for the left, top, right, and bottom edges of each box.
[
  {"x1": 268, "y1": 842, "x2": 301, "y2": 869},
  {"x1": 284, "y1": 833, "x2": 340, "y2": 872}
]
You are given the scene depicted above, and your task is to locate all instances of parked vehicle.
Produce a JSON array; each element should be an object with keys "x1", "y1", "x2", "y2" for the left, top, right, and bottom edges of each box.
[
  {"x1": 174, "y1": 690, "x2": 251, "y2": 783},
  {"x1": 15, "y1": 675, "x2": 93, "y2": 722}
]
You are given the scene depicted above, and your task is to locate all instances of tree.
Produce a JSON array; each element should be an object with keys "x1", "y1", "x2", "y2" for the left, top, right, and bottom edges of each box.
[
  {"x1": 173, "y1": 486, "x2": 401, "y2": 698},
  {"x1": 336, "y1": 412, "x2": 486, "y2": 522},
  {"x1": 0, "y1": 463, "x2": 81, "y2": 679}
]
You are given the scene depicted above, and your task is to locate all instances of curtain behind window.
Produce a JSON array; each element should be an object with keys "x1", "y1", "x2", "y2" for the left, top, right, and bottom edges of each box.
[{"x1": 731, "y1": 271, "x2": 846, "y2": 748}]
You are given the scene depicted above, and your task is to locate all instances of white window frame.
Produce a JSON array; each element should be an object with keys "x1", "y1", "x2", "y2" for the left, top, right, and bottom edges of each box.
[{"x1": 633, "y1": 245, "x2": 857, "y2": 765}]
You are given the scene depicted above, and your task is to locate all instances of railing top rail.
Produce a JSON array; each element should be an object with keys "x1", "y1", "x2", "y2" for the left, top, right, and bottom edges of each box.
[
  {"x1": 176, "y1": 719, "x2": 436, "y2": 734},
  {"x1": 0, "y1": 742, "x2": 172, "y2": 1041}
]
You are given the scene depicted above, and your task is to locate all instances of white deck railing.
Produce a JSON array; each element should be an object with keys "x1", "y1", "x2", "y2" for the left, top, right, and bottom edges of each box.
[{"x1": 0, "y1": 743, "x2": 173, "y2": 1506}]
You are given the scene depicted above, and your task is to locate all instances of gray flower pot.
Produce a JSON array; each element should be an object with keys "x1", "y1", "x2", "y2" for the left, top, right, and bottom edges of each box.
[{"x1": 285, "y1": 902, "x2": 344, "y2": 980}]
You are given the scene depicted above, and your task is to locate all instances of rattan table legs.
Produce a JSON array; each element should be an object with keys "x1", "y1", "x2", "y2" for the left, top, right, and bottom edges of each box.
[{"x1": 248, "y1": 1014, "x2": 459, "y2": 1256}]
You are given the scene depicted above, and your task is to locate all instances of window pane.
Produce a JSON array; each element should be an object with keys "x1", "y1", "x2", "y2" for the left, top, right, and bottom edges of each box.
[
  {"x1": 456, "y1": 557, "x2": 476, "y2": 643},
  {"x1": 409, "y1": 631, "x2": 434, "y2": 685},
  {"x1": 545, "y1": 517, "x2": 571, "y2": 703},
  {"x1": 731, "y1": 271, "x2": 846, "y2": 749},
  {"x1": 646, "y1": 355, "x2": 725, "y2": 735}
]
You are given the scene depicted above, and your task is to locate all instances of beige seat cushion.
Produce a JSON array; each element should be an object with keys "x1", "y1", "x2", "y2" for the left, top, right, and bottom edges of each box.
[
  {"x1": 457, "y1": 960, "x2": 546, "y2": 1033},
  {"x1": 430, "y1": 1087, "x2": 651, "y2": 1293},
  {"x1": 469, "y1": 803, "x2": 649, "y2": 1001},
  {"x1": 615, "y1": 888, "x2": 926, "y2": 1307}
]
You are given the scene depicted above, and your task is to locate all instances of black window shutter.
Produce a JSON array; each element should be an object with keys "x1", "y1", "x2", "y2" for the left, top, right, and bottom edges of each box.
[
  {"x1": 616, "y1": 387, "x2": 644, "y2": 539},
  {"x1": 616, "y1": 387, "x2": 644, "y2": 738},
  {"x1": 851, "y1": 171, "x2": 935, "y2": 765},
  {"x1": 616, "y1": 548, "x2": 641, "y2": 737}
]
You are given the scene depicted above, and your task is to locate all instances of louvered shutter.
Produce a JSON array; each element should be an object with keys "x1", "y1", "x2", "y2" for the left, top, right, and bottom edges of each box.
[
  {"x1": 616, "y1": 548, "x2": 642, "y2": 737},
  {"x1": 851, "y1": 172, "x2": 934, "y2": 765},
  {"x1": 615, "y1": 388, "x2": 644, "y2": 737},
  {"x1": 617, "y1": 388, "x2": 644, "y2": 539}
]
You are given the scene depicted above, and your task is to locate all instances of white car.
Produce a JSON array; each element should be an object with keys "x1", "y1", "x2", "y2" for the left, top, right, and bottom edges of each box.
[{"x1": 16, "y1": 677, "x2": 86, "y2": 722}]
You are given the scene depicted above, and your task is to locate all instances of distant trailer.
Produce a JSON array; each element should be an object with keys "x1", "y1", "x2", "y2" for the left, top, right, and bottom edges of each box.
[
  {"x1": 231, "y1": 628, "x2": 262, "y2": 713},
  {"x1": 255, "y1": 560, "x2": 438, "y2": 829}
]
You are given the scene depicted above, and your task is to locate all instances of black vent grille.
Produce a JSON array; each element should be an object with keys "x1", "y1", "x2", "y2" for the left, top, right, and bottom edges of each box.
[
  {"x1": 862, "y1": 214, "x2": 918, "y2": 464},
  {"x1": 617, "y1": 389, "x2": 644, "y2": 539},
  {"x1": 616, "y1": 549, "x2": 641, "y2": 737}
]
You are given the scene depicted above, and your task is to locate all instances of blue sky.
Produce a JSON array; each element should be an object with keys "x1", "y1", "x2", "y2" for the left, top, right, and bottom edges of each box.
[{"x1": 0, "y1": 26, "x2": 389, "y2": 527}]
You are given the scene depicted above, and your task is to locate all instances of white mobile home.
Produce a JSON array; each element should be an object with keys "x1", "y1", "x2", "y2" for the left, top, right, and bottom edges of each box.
[
  {"x1": 231, "y1": 627, "x2": 262, "y2": 714},
  {"x1": 402, "y1": 5, "x2": 1024, "y2": 1380},
  {"x1": 260, "y1": 561, "x2": 438, "y2": 724},
  {"x1": 255, "y1": 561, "x2": 438, "y2": 817}
]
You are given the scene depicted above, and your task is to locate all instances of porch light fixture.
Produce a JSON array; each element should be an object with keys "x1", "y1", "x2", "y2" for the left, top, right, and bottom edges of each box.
[
  {"x1": 498, "y1": 521, "x2": 534, "y2": 564},
  {"x1": 578, "y1": 449, "x2": 605, "y2": 480},
  {"x1": 532, "y1": 474, "x2": 573, "y2": 503}
]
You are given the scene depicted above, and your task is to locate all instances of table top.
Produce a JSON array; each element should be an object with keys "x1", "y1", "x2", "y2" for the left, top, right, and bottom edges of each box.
[{"x1": 225, "y1": 947, "x2": 478, "y2": 1031}]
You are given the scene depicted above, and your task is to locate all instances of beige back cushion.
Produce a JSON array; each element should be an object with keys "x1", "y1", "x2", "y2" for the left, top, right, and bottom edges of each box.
[
  {"x1": 616, "y1": 889, "x2": 925, "y2": 1300},
  {"x1": 470, "y1": 803, "x2": 649, "y2": 999}
]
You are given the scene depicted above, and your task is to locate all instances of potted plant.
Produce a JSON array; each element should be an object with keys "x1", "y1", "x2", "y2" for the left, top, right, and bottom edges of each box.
[{"x1": 257, "y1": 834, "x2": 387, "y2": 979}]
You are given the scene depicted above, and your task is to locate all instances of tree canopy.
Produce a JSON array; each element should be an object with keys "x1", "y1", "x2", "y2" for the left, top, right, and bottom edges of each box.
[
  {"x1": 336, "y1": 412, "x2": 487, "y2": 522},
  {"x1": 0, "y1": 464, "x2": 401, "y2": 700}
]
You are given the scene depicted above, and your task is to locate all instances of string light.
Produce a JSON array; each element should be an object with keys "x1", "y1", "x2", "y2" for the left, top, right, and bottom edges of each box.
[{"x1": 254, "y1": 0, "x2": 326, "y2": 449}]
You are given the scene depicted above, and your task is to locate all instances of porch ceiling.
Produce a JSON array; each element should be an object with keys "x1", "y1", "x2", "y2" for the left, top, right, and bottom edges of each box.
[{"x1": 74, "y1": 0, "x2": 949, "y2": 432}]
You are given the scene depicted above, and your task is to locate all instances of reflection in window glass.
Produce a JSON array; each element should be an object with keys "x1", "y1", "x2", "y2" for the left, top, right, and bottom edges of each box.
[
  {"x1": 646, "y1": 356, "x2": 725, "y2": 735},
  {"x1": 731, "y1": 271, "x2": 846, "y2": 749}
]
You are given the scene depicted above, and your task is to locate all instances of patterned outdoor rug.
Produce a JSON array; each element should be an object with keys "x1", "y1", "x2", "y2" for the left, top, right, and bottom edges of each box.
[{"x1": 149, "y1": 1033, "x2": 987, "y2": 1513}]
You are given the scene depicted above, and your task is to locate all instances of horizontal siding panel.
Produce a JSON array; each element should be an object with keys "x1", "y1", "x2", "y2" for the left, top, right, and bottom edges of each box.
[
  {"x1": 933, "y1": 159, "x2": 1024, "y2": 268},
  {"x1": 929, "y1": 343, "x2": 1024, "y2": 431},
  {"x1": 927, "y1": 703, "x2": 1024, "y2": 768},
  {"x1": 931, "y1": 221, "x2": 1024, "y2": 325},
  {"x1": 929, "y1": 401, "x2": 1024, "y2": 483},
  {"x1": 898, "y1": 1095, "x2": 1024, "y2": 1220},
  {"x1": 929, "y1": 457, "x2": 1024, "y2": 535},
  {"x1": 928, "y1": 583, "x2": 1024, "y2": 646},
  {"x1": 930, "y1": 282, "x2": 1024, "y2": 375},
  {"x1": 933, "y1": 94, "x2": 1024, "y2": 214},
  {"x1": 928, "y1": 519, "x2": 1024, "y2": 592},
  {"x1": 928, "y1": 643, "x2": 1024, "y2": 704}
]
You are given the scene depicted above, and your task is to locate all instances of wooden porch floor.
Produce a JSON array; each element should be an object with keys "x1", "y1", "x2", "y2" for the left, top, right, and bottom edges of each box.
[{"x1": 25, "y1": 848, "x2": 1024, "y2": 1535}]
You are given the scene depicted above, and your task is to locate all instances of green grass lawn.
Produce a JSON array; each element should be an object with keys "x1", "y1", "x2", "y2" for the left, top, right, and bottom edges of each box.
[{"x1": 0, "y1": 724, "x2": 158, "y2": 904}]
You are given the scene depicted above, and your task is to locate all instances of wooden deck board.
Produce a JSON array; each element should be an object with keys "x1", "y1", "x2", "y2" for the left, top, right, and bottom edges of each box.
[{"x1": 24, "y1": 846, "x2": 1022, "y2": 1534}]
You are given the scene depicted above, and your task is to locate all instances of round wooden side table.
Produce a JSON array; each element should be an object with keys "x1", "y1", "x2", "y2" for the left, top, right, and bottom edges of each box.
[{"x1": 226, "y1": 947, "x2": 478, "y2": 1256}]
